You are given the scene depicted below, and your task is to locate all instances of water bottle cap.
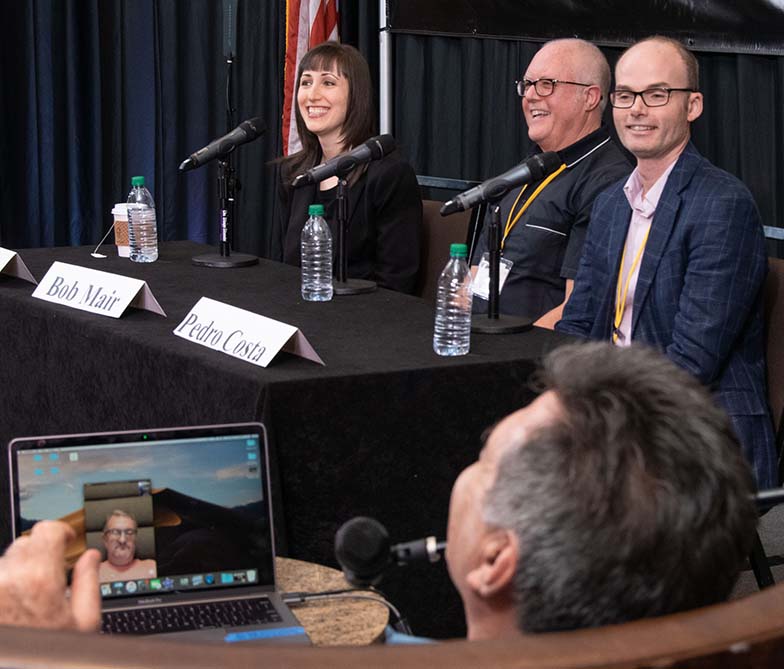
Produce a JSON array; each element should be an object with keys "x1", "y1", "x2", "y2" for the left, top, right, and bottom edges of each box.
[
  {"x1": 131, "y1": 176, "x2": 145, "y2": 187},
  {"x1": 450, "y1": 243, "x2": 468, "y2": 258},
  {"x1": 308, "y1": 204, "x2": 325, "y2": 216}
]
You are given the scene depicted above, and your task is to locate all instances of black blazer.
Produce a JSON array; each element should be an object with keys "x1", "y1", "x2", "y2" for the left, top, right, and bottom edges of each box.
[{"x1": 275, "y1": 151, "x2": 423, "y2": 294}]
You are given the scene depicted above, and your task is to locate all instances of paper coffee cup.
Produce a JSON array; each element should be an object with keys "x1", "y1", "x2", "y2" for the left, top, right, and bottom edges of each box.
[{"x1": 111, "y1": 203, "x2": 130, "y2": 258}]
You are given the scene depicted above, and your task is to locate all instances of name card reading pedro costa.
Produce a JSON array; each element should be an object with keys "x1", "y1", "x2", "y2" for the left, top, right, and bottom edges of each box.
[
  {"x1": 174, "y1": 297, "x2": 324, "y2": 368},
  {"x1": 32, "y1": 261, "x2": 166, "y2": 318}
]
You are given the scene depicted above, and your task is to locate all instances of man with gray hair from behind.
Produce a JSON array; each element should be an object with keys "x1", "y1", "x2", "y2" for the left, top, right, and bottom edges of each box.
[{"x1": 447, "y1": 342, "x2": 757, "y2": 638}]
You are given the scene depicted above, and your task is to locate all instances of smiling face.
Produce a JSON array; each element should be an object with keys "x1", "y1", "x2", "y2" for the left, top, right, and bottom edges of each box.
[
  {"x1": 522, "y1": 41, "x2": 601, "y2": 152},
  {"x1": 103, "y1": 513, "x2": 138, "y2": 568},
  {"x1": 296, "y1": 63, "x2": 350, "y2": 153},
  {"x1": 613, "y1": 40, "x2": 702, "y2": 170}
]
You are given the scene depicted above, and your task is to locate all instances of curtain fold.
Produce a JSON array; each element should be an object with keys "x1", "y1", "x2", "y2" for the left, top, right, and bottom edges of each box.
[
  {"x1": 0, "y1": 4, "x2": 782, "y2": 252},
  {"x1": 0, "y1": 0, "x2": 284, "y2": 257},
  {"x1": 393, "y1": 34, "x2": 784, "y2": 233}
]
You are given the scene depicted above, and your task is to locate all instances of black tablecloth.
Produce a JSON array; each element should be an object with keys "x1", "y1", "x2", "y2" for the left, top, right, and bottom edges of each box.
[{"x1": 0, "y1": 241, "x2": 574, "y2": 638}]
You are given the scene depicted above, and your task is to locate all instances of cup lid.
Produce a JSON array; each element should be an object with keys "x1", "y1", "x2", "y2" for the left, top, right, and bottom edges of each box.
[{"x1": 111, "y1": 203, "x2": 130, "y2": 216}]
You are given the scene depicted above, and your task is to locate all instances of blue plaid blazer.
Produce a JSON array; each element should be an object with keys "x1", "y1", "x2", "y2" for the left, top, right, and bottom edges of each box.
[{"x1": 558, "y1": 142, "x2": 776, "y2": 485}]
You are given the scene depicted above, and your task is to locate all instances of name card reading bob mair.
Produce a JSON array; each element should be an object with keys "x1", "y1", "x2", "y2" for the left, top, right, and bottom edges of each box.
[
  {"x1": 174, "y1": 297, "x2": 324, "y2": 367},
  {"x1": 32, "y1": 261, "x2": 166, "y2": 318}
]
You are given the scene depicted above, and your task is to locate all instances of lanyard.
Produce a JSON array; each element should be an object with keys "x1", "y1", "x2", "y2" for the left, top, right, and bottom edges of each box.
[
  {"x1": 501, "y1": 163, "x2": 567, "y2": 250},
  {"x1": 613, "y1": 224, "x2": 651, "y2": 343}
]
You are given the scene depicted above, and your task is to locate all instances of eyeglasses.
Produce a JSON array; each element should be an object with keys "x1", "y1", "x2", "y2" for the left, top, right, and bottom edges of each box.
[
  {"x1": 516, "y1": 78, "x2": 592, "y2": 98},
  {"x1": 104, "y1": 528, "x2": 137, "y2": 538},
  {"x1": 609, "y1": 88, "x2": 694, "y2": 108}
]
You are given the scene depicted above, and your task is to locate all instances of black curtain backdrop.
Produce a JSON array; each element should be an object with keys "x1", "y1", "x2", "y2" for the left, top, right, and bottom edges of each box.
[
  {"x1": 1, "y1": 3, "x2": 782, "y2": 255},
  {"x1": 0, "y1": 0, "x2": 282, "y2": 256},
  {"x1": 393, "y1": 34, "x2": 784, "y2": 237},
  {"x1": 388, "y1": 0, "x2": 784, "y2": 55}
]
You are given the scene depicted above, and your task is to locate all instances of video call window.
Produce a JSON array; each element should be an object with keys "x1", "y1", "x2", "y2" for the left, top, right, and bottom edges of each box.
[
  {"x1": 14, "y1": 434, "x2": 271, "y2": 598},
  {"x1": 82, "y1": 480, "x2": 158, "y2": 584}
]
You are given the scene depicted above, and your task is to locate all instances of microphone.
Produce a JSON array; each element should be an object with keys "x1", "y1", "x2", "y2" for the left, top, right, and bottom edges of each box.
[
  {"x1": 291, "y1": 134, "x2": 396, "y2": 187},
  {"x1": 179, "y1": 117, "x2": 266, "y2": 172},
  {"x1": 334, "y1": 517, "x2": 446, "y2": 587},
  {"x1": 440, "y1": 151, "x2": 562, "y2": 215}
]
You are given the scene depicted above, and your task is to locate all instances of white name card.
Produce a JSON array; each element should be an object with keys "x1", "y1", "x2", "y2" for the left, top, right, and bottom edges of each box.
[
  {"x1": 174, "y1": 297, "x2": 324, "y2": 367},
  {"x1": 0, "y1": 247, "x2": 37, "y2": 284},
  {"x1": 32, "y1": 261, "x2": 166, "y2": 318}
]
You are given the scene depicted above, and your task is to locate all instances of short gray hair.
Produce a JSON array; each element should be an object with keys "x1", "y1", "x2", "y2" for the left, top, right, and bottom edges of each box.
[
  {"x1": 544, "y1": 38, "x2": 612, "y2": 112},
  {"x1": 103, "y1": 509, "x2": 137, "y2": 530},
  {"x1": 484, "y1": 342, "x2": 756, "y2": 632}
]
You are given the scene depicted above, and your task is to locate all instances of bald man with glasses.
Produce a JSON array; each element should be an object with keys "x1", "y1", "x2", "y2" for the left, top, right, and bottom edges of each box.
[
  {"x1": 558, "y1": 36, "x2": 777, "y2": 489},
  {"x1": 470, "y1": 38, "x2": 631, "y2": 327}
]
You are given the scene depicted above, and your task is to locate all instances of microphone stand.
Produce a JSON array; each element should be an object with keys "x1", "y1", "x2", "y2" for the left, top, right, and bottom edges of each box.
[
  {"x1": 471, "y1": 202, "x2": 533, "y2": 334},
  {"x1": 191, "y1": 42, "x2": 258, "y2": 269},
  {"x1": 332, "y1": 173, "x2": 376, "y2": 295},
  {"x1": 192, "y1": 158, "x2": 259, "y2": 268}
]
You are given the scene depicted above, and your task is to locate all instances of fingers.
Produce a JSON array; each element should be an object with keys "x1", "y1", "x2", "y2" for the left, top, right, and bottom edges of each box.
[
  {"x1": 2, "y1": 521, "x2": 100, "y2": 632},
  {"x1": 70, "y1": 549, "x2": 102, "y2": 632},
  {"x1": 3, "y1": 520, "x2": 73, "y2": 568},
  {"x1": 30, "y1": 520, "x2": 75, "y2": 554},
  {"x1": 0, "y1": 521, "x2": 79, "y2": 630}
]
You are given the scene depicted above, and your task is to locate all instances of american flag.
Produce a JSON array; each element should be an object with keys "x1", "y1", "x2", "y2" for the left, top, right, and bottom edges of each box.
[{"x1": 282, "y1": 0, "x2": 340, "y2": 155}]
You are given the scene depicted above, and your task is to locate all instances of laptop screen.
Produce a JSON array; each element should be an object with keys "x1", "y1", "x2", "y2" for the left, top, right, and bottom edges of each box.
[{"x1": 9, "y1": 423, "x2": 275, "y2": 601}]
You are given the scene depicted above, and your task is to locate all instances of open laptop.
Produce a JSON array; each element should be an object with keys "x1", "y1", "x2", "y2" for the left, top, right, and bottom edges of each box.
[{"x1": 8, "y1": 422, "x2": 309, "y2": 645}]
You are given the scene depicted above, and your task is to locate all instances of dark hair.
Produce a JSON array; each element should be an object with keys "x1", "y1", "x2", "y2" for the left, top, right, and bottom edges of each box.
[
  {"x1": 282, "y1": 42, "x2": 376, "y2": 180},
  {"x1": 485, "y1": 342, "x2": 756, "y2": 633}
]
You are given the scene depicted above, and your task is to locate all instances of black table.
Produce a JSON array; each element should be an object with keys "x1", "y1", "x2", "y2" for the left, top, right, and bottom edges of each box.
[{"x1": 0, "y1": 241, "x2": 573, "y2": 638}]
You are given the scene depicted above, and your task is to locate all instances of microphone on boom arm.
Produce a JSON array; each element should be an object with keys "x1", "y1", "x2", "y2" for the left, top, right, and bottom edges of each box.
[
  {"x1": 178, "y1": 117, "x2": 266, "y2": 172},
  {"x1": 334, "y1": 517, "x2": 446, "y2": 587},
  {"x1": 291, "y1": 134, "x2": 396, "y2": 187},
  {"x1": 440, "y1": 151, "x2": 562, "y2": 215}
]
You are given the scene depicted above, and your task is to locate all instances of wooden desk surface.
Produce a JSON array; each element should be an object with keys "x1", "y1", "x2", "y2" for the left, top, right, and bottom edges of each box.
[{"x1": 275, "y1": 557, "x2": 389, "y2": 646}]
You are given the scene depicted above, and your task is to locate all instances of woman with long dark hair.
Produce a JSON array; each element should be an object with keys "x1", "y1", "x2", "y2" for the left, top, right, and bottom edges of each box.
[{"x1": 274, "y1": 43, "x2": 422, "y2": 294}]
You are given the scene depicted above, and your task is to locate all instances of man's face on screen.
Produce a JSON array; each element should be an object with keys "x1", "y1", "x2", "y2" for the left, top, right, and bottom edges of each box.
[{"x1": 102, "y1": 514, "x2": 138, "y2": 567}]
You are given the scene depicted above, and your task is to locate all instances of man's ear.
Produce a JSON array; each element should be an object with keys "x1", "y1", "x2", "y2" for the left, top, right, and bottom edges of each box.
[
  {"x1": 687, "y1": 91, "x2": 703, "y2": 123},
  {"x1": 465, "y1": 529, "x2": 519, "y2": 599},
  {"x1": 584, "y1": 85, "x2": 603, "y2": 113}
]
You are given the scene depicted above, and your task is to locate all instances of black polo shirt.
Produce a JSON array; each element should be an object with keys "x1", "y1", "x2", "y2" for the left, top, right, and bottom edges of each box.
[{"x1": 471, "y1": 126, "x2": 631, "y2": 319}]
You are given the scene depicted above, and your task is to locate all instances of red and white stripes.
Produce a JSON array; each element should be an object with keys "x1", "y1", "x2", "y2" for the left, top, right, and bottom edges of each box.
[{"x1": 282, "y1": 0, "x2": 339, "y2": 155}]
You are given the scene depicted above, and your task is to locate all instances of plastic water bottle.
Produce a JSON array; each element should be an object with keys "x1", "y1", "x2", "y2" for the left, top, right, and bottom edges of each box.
[
  {"x1": 433, "y1": 243, "x2": 473, "y2": 356},
  {"x1": 127, "y1": 176, "x2": 158, "y2": 262},
  {"x1": 301, "y1": 204, "x2": 334, "y2": 301}
]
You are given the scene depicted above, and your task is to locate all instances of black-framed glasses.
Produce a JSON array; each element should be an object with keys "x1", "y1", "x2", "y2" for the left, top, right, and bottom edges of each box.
[
  {"x1": 609, "y1": 87, "x2": 694, "y2": 108},
  {"x1": 515, "y1": 78, "x2": 592, "y2": 98},
  {"x1": 104, "y1": 528, "x2": 137, "y2": 538}
]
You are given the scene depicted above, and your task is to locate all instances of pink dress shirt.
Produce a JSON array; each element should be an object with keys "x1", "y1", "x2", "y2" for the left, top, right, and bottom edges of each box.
[{"x1": 614, "y1": 161, "x2": 677, "y2": 346}]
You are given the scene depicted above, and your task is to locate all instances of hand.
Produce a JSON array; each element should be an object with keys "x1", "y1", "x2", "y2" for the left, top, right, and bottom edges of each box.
[{"x1": 0, "y1": 520, "x2": 101, "y2": 631}]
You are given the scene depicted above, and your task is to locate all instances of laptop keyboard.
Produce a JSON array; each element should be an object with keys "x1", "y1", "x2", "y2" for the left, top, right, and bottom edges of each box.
[{"x1": 102, "y1": 597, "x2": 283, "y2": 635}]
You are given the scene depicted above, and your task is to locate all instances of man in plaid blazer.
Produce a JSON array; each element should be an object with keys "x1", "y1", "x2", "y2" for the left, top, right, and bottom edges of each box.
[{"x1": 557, "y1": 36, "x2": 777, "y2": 488}]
